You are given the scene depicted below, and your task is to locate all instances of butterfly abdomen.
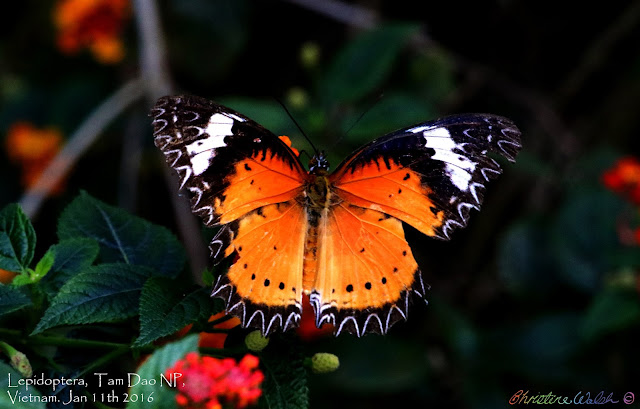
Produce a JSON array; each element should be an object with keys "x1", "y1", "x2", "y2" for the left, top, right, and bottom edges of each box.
[{"x1": 300, "y1": 174, "x2": 340, "y2": 295}]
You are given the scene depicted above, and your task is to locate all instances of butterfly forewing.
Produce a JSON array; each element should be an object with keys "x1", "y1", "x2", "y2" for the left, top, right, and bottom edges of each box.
[
  {"x1": 330, "y1": 114, "x2": 522, "y2": 240},
  {"x1": 152, "y1": 95, "x2": 306, "y2": 227}
]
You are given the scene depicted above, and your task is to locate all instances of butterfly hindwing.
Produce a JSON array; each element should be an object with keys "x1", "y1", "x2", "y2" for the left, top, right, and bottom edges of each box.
[
  {"x1": 211, "y1": 202, "x2": 307, "y2": 334},
  {"x1": 311, "y1": 203, "x2": 428, "y2": 336}
]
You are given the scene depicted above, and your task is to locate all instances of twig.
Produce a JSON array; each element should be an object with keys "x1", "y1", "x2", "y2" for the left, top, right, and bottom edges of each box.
[
  {"x1": 19, "y1": 78, "x2": 145, "y2": 219},
  {"x1": 282, "y1": 0, "x2": 379, "y2": 29},
  {"x1": 132, "y1": 0, "x2": 209, "y2": 278},
  {"x1": 132, "y1": 0, "x2": 172, "y2": 98},
  {"x1": 556, "y1": 1, "x2": 640, "y2": 105}
]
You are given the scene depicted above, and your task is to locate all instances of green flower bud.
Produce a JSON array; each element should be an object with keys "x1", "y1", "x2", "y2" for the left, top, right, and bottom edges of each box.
[
  {"x1": 311, "y1": 352, "x2": 339, "y2": 374},
  {"x1": 0, "y1": 342, "x2": 32, "y2": 377},
  {"x1": 244, "y1": 330, "x2": 269, "y2": 352}
]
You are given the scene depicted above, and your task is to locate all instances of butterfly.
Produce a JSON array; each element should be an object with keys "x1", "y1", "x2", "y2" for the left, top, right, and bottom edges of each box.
[{"x1": 152, "y1": 95, "x2": 521, "y2": 337}]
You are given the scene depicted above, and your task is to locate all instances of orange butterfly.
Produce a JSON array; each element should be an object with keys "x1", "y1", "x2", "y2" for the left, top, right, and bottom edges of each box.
[{"x1": 152, "y1": 95, "x2": 521, "y2": 337}]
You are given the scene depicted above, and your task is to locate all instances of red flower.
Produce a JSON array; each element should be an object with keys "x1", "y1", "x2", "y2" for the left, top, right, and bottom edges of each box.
[
  {"x1": 53, "y1": 0, "x2": 130, "y2": 64},
  {"x1": 602, "y1": 156, "x2": 640, "y2": 205},
  {"x1": 166, "y1": 353, "x2": 264, "y2": 409},
  {"x1": 296, "y1": 294, "x2": 334, "y2": 341}
]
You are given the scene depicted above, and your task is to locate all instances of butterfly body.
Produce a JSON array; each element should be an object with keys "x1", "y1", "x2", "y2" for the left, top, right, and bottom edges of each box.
[{"x1": 152, "y1": 95, "x2": 521, "y2": 337}]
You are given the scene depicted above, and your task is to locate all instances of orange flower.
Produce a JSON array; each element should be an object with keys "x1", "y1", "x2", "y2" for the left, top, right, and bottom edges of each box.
[
  {"x1": 278, "y1": 135, "x2": 300, "y2": 157},
  {"x1": 166, "y1": 352, "x2": 264, "y2": 409},
  {"x1": 0, "y1": 269, "x2": 18, "y2": 284},
  {"x1": 53, "y1": 0, "x2": 129, "y2": 64},
  {"x1": 5, "y1": 122, "x2": 64, "y2": 194},
  {"x1": 602, "y1": 156, "x2": 640, "y2": 205}
]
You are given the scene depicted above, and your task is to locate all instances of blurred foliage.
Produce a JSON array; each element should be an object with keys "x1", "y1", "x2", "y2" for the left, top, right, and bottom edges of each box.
[{"x1": 1, "y1": 0, "x2": 640, "y2": 408}]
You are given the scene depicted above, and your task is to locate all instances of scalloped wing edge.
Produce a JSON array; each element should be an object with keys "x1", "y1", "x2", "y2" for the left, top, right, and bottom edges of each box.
[{"x1": 310, "y1": 269, "x2": 430, "y2": 337}]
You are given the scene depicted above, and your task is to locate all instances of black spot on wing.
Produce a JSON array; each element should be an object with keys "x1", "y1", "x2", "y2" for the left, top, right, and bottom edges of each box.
[{"x1": 311, "y1": 269, "x2": 430, "y2": 337}]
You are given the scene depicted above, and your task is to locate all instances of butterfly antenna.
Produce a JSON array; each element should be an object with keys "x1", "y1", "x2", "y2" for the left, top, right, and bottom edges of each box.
[
  {"x1": 276, "y1": 98, "x2": 320, "y2": 157},
  {"x1": 345, "y1": 93, "x2": 385, "y2": 135},
  {"x1": 330, "y1": 93, "x2": 385, "y2": 151}
]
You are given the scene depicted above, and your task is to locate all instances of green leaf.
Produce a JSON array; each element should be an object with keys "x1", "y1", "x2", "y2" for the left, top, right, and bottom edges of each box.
[
  {"x1": 581, "y1": 289, "x2": 640, "y2": 341},
  {"x1": 58, "y1": 191, "x2": 185, "y2": 278},
  {"x1": 50, "y1": 238, "x2": 99, "y2": 274},
  {"x1": 0, "y1": 285, "x2": 31, "y2": 317},
  {"x1": 8, "y1": 272, "x2": 32, "y2": 286},
  {"x1": 11, "y1": 247, "x2": 56, "y2": 286},
  {"x1": 497, "y1": 220, "x2": 558, "y2": 295},
  {"x1": 322, "y1": 24, "x2": 419, "y2": 103},
  {"x1": 482, "y1": 313, "x2": 581, "y2": 382},
  {"x1": 127, "y1": 334, "x2": 199, "y2": 409},
  {"x1": 135, "y1": 279, "x2": 215, "y2": 347},
  {"x1": 0, "y1": 362, "x2": 46, "y2": 409},
  {"x1": 32, "y1": 249, "x2": 55, "y2": 281},
  {"x1": 342, "y1": 92, "x2": 435, "y2": 144},
  {"x1": 39, "y1": 238, "x2": 100, "y2": 299},
  {"x1": 0, "y1": 204, "x2": 36, "y2": 273},
  {"x1": 260, "y1": 335, "x2": 309, "y2": 409},
  {"x1": 32, "y1": 263, "x2": 153, "y2": 334},
  {"x1": 550, "y1": 189, "x2": 626, "y2": 292}
]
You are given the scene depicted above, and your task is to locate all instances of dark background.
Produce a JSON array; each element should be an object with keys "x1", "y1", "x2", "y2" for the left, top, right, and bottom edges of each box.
[{"x1": 2, "y1": 1, "x2": 640, "y2": 408}]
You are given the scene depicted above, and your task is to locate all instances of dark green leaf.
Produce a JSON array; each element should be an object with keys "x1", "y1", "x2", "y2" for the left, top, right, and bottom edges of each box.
[
  {"x1": 0, "y1": 362, "x2": 46, "y2": 409},
  {"x1": 581, "y1": 289, "x2": 640, "y2": 341},
  {"x1": 322, "y1": 24, "x2": 419, "y2": 103},
  {"x1": 0, "y1": 285, "x2": 31, "y2": 317},
  {"x1": 498, "y1": 220, "x2": 558, "y2": 294},
  {"x1": 127, "y1": 334, "x2": 199, "y2": 409},
  {"x1": 342, "y1": 92, "x2": 435, "y2": 144},
  {"x1": 32, "y1": 263, "x2": 153, "y2": 334},
  {"x1": 58, "y1": 191, "x2": 185, "y2": 278},
  {"x1": 0, "y1": 204, "x2": 36, "y2": 273},
  {"x1": 39, "y1": 238, "x2": 100, "y2": 299},
  {"x1": 218, "y1": 98, "x2": 293, "y2": 133},
  {"x1": 260, "y1": 335, "x2": 309, "y2": 409},
  {"x1": 135, "y1": 279, "x2": 214, "y2": 347},
  {"x1": 483, "y1": 313, "x2": 581, "y2": 382},
  {"x1": 50, "y1": 238, "x2": 99, "y2": 274},
  {"x1": 550, "y1": 190, "x2": 626, "y2": 292}
]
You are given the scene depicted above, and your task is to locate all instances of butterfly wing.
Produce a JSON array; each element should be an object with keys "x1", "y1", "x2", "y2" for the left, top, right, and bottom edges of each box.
[
  {"x1": 312, "y1": 114, "x2": 521, "y2": 335},
  {"x1": 152, "y1": 95, "x2": 308, "y2": 334}
]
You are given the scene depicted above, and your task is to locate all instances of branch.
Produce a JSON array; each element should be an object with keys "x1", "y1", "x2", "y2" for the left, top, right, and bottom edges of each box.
[
  {"x1": 19, "y1": 78, "x2": 145, "y2": 218},
  {"x1": 132, "y1": 0, "x2": 209, "y2": 278},
  {"x1": 282, "y1": 0, "x2": 379, "y2": 29}
]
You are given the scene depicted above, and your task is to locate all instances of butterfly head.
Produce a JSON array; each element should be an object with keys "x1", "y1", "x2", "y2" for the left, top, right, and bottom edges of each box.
[{"x1": 309, "y1": 151, "x2": 330, "y2": 175}]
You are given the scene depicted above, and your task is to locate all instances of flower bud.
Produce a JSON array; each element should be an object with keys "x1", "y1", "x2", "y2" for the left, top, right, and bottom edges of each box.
[
  {"x1": 244, "y1": 330, "x2": 269, "y2": 352},
  {"x1": 0, "y1": 342, "x2": 32, "y2": 377},
  {"x1": 311, "y1": 352, "x2": 339, "y2": 374}
]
